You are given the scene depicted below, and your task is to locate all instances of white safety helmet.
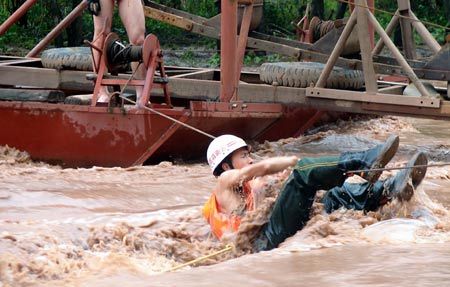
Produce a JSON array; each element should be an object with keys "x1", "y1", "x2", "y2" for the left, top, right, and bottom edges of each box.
[{"x1": 207, "y1": 134, "x2": 248, "y2": 174}]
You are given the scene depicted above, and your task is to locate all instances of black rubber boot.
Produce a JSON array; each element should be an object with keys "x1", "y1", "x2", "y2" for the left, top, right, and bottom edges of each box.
[
  {"x1": 340, "y1": 134, "x2": 399, "y2": 183},
  {"x1": 383, "y1": 152, "x2": 428, "y2": 201}
]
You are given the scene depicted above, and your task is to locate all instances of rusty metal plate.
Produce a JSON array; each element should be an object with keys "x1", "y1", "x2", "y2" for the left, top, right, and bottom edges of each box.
[{"x1": 306, "y1": 87, "x2": 440, "y2": 108}]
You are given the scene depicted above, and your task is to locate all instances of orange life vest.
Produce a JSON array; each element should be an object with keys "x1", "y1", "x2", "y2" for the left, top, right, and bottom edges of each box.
[{"x1": 202, "y1": 182, "x2": 254, "y2": 239}]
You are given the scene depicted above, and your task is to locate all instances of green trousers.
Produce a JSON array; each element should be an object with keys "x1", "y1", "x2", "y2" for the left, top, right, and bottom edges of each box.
[{"x1": 255, "y1": 154, "x2": 385, "y2": 251}]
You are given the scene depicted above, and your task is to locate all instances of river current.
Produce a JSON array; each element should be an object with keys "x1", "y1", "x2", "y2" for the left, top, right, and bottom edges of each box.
[{"x1": 1, "y1": 115, "x2": 450, "y2": 286}]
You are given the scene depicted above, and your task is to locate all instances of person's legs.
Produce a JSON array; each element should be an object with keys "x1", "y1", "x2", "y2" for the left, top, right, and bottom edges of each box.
[
  {"x1": 254, "y1": 135, "x2": 399, "y2": 251},
  {"x1": 255, "y1": 153, "x2": 379, "y2": 251},
  {"x1": 322, "y1": 180, "x2": 385, "y2": 213},
  {"x1": 92, "y1": 0, "x2": 115, "y2": 103},
  {"x1": 255, "y1": 156, "x2": 343, "y2": 251},
  {"x1": 323, "y1": 151, "x2": 428, "y2": 212},
  {"x1": 381, "y1": 151, "x2": 427, "y2": 201},
  {"x1": 339, "y1": 135, "x2": 399, "y2": 182},
  {"x1": 118, "y1": 0, "x2": 146, "y2": 105}
]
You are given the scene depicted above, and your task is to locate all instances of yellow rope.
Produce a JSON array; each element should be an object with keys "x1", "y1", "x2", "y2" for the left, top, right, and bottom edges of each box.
[
  {"x1": 336, "y1": 0, "x2": 450, "y2": 31},
  {"x1": 162, "y1": 244, "x2": 234, "y2": 273}
]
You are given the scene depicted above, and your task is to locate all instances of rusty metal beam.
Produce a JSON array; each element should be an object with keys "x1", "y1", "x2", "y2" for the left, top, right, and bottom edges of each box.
[
  {"x1": 249, "y1": 31, "x2": 311, "y2": 50},
  {"x1": 2, "y1": 63, "x2": 448, "y2": 110},
  {"x1": 132, "y1": 112, "x2": 190, "y2": 165},
  {"x1": 306, "y1": 87, "x2": 440, "y2": 108},
  {"x1": 355, "y1": 0, "x2": 377, "y2": 93},
  {"x1": 0, "y1": 0, "x2": 38, "y2": 36},
  {"x1": 409, "y1": 11, "x2": 441, "y2": 54},
  {"x1": 361, "y1": 101, "x2": 450, "y2": 119},
  {"x1": 367, "y1": 9, "x2": 434, "y2": 98},
  {"x1": 2, "y1": 62, "x2": 447, "y2": 110},
  {"x1": 142, "y1": 4, "x2": 432, "y2": 80},
  {"x1": 397, "y1": 0, "x2": 416, "y2": 59},
  {"x1": 145, "y1": 1, "x2": 207, "y2": 23},
  {"x1": 0, "y1": 58, "x2": 41, "y2": 66},
  {"x1": 3, "y1": 66, "x2": 450, "y2": 120},
  {"x1": 372, "y1": 10, "x2": 399, "y2": 56},
  {"x1": 143, "y1": 4, "x2": 304, "y2": 59},
  {"x1": 143, "y1": 3, "x2": 449, "y2": 84},
  {"x1": 220, "y1": 0, "x2": 238, "y2": 102},
  {"x1": 299, "y1": 96, "x2": 450, "y2": 120},
  {"x1": 235, "y1": 2, "x2": 254, "y2": 100},
  {"x1": 27, "y1": 0, "x2": 88, "y2": 57},
  {"x1": 143, "y1": 6, "x2": 193, "y2": 31}
]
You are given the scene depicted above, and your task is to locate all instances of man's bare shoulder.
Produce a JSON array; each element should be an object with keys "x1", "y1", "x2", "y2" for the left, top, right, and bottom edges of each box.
[{"x1": 216, "y1": 169, "x2": 240, "y2": 192}]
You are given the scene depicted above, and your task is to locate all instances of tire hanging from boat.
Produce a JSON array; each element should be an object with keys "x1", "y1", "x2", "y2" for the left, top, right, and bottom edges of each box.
[
  {"x1": 259, "y1": 62, "x2": 364, "y2": 90},
  {"x1": 41, "y1": 47, "x2": 93, "y2": 71}
]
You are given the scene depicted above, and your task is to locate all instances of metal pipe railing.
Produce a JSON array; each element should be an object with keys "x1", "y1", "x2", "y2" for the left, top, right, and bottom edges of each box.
[
  {"x1": 219, "y1": 0, "x2": 238, "y2": 102},
  {"x1": 0, "y1": 0, "x2": 38, "y2": 36}
]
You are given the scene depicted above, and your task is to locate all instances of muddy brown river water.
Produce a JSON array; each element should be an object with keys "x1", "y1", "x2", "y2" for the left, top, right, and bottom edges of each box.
[{"x1": 1, "y1": 116, "x2": 450, "y2": 286}]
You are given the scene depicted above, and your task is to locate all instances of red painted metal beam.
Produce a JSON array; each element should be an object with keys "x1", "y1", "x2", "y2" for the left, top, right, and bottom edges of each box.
[
  {"x1": 220, "y1": 0, "x2": 238, "y2": 102},
  {"x1": 235, "y1": 2, "x2": 254, "y2": 100},
  {"x1": 0, "y1": 0, "x2": 38, "y2": 36},
  {"x1": 349, "y1": 0, "x2": 375, "y2": 48},
  {"x1": 132, "y1": 111, "x2": 190, "y2": 165}
]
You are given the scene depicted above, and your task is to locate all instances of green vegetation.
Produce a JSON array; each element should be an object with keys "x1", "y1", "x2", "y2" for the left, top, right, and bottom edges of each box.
[{"x1": 0, "y1": 0, "x2": 449, "y2": 57}]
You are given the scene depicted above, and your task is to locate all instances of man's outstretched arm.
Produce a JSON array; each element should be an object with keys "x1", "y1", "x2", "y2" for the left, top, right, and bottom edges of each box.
[{"x1": 218, "y1": 156, "x2": 298, "y2": 189}]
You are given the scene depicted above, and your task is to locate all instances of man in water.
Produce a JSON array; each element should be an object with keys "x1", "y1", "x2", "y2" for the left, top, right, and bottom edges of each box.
[
  {"x1": 203, "y1": 134, "x2": 427, "y2": 251},
  {"x1": 87, "y1": 0, "x2": 145, "y2": 104}
]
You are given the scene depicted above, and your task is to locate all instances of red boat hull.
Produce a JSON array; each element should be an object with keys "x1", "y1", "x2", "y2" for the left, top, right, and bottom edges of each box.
[
  {"x1": 149, "y1": 105, "x2": 321, "y2": 163},
  {"x1": 0, "y1": 101, "x2": 322, "y2": 167}
]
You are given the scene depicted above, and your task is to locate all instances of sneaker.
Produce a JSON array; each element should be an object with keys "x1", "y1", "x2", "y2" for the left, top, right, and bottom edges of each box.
[
  {"x1": 383, "y1": 152, "x2": 428, "y2": 201},
  {"x1": 362, "y1": 135, "x2": 400, "y2": 182}
]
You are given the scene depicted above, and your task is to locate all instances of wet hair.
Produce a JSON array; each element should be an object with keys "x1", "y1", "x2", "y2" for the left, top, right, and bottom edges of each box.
[{"x1": 213, "y1": 154, "x2": 234, "y2": 177}]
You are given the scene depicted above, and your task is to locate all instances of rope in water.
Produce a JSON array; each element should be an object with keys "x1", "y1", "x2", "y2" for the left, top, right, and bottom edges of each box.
[
  {"x1": 345, "y1": 162, "x2": 450, "y2": 174},
  {"x1": 162, "y1": 244, "x2": 234, "y2": 273},
  {"x1": 335, "y1": 0, "x2": 450, "y2": 31}
]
